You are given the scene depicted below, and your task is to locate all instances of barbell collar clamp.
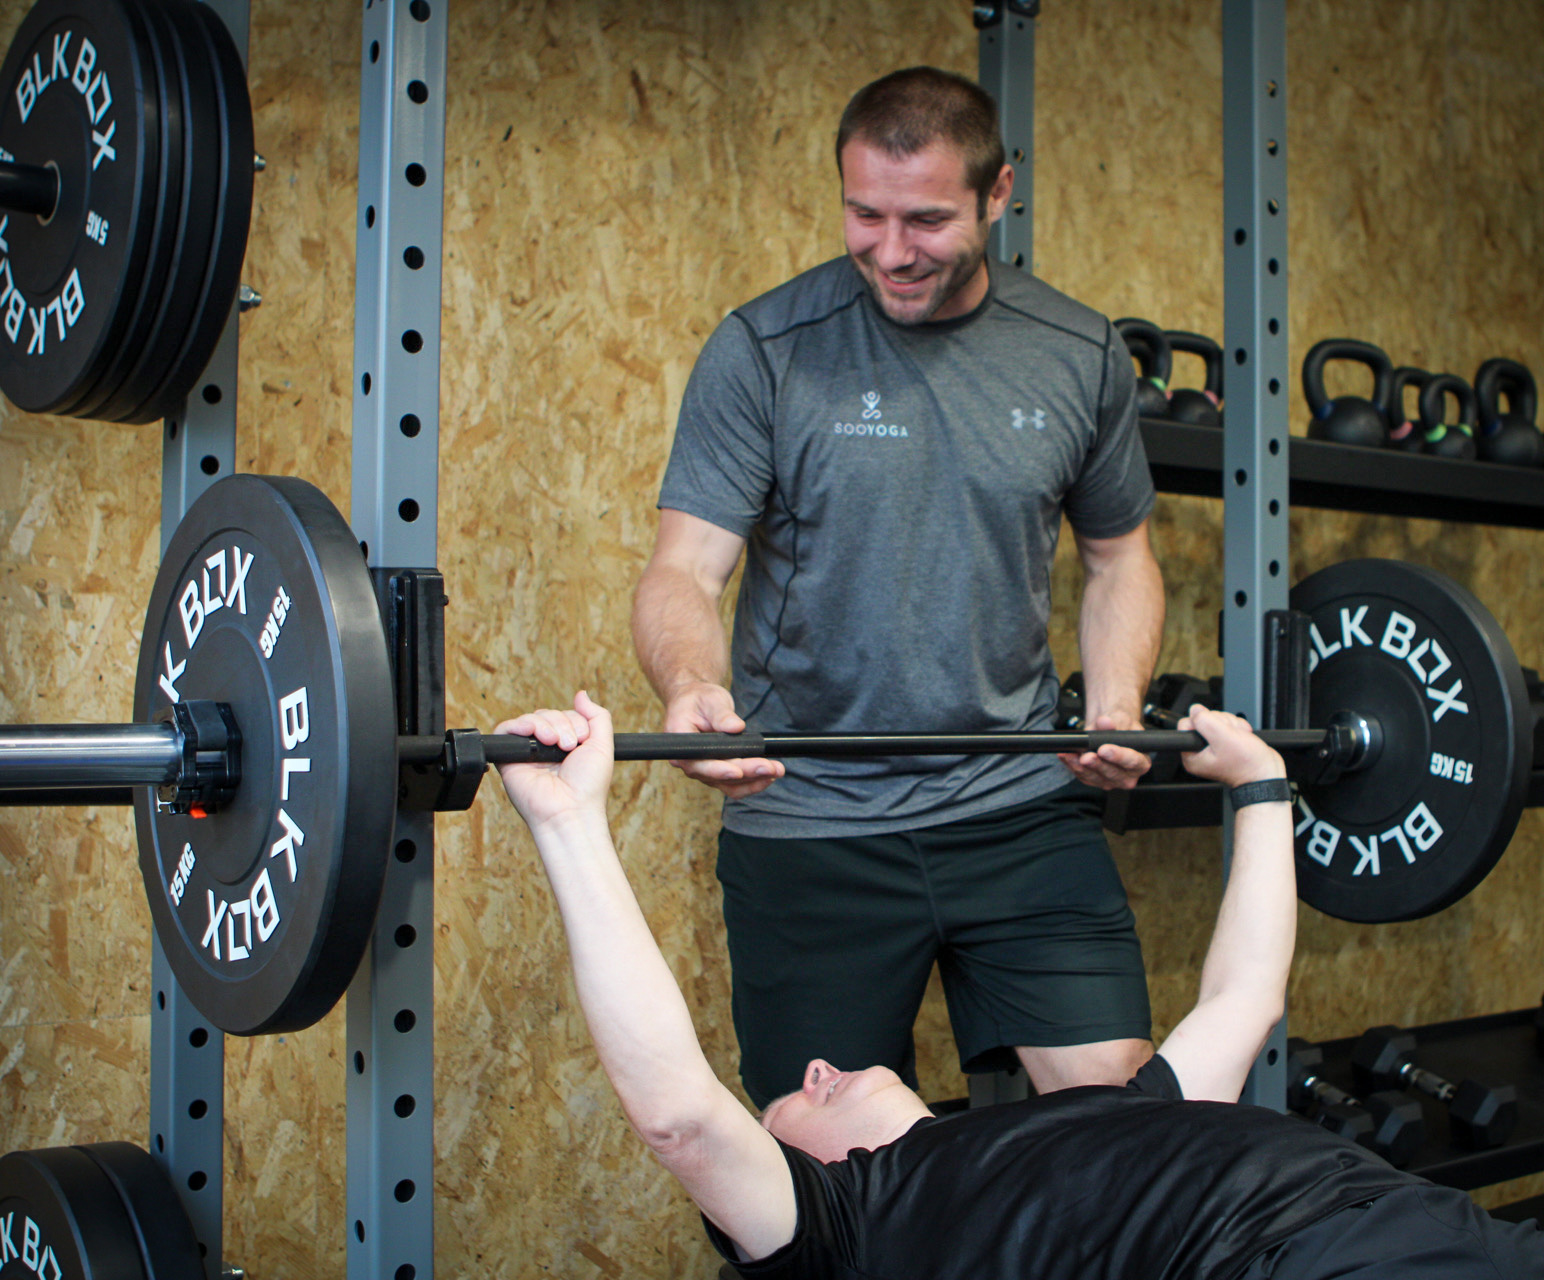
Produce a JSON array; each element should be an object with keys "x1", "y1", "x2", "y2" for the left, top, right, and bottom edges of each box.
[{"x1": 155, "y1": 701, "x2": 242, "y2": 815}]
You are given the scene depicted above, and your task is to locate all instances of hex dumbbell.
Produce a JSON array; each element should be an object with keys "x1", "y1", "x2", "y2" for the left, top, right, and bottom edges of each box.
[
  {"x1": 1287, "y1": 1038, "x2": 1424, "y2": 1167},
  {"x1": 1350, "y1": 1025, "x2": 1517, "y2": 1150}
]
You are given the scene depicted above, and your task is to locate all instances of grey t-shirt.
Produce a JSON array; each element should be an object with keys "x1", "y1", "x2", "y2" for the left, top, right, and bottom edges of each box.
[{"x1": 660, "y1": 256, "x2": 1154, "y2": 838}]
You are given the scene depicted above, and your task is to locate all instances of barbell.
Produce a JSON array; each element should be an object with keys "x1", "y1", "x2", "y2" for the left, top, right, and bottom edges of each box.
[{"x1": 0, "y1": 475, "x2": 1532, "y2": 1035}]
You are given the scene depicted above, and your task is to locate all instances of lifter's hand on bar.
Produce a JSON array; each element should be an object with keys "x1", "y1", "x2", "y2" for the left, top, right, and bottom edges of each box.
[
  {"x1": 1174, "y1": 705, "x2": 1287, "y2": 791},
  {"x1": 1057, "y1": 711, "x2": 1152, "y2": 791},
  {"x1": 662, "y1": 681, "x2": 784, "y2": 800},
  {"x1": 493, "y1": 691, "x2": 615, "y2": 833}
]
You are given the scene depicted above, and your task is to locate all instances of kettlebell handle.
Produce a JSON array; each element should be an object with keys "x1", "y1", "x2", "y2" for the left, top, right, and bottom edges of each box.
[
  {"x1": 1115, "y1": 317, "x2": 1173, "y2": 385},
  {"x1": 1164, "y1": 330, "x2": 1224, "y2": 396},
  {"x1": 1303, "y1": 338, "x2": 1395, "y2": 418},
  {"x1": 1474, "y1": 358, "x2": 1538, "y2": 429},
  {"x1": 1387, "y1": 367, "x2": 1432, "y2": 429},
  {"x1": 1418, "y1": 372, "x2": 1478, "y2": 431}
]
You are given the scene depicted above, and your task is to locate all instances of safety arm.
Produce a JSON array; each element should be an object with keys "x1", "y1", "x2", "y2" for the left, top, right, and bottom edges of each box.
[
  {"x1": 1072, "y1": 519, "x2": 1165, "y2": 726},
  {"x1": 528, "y1": 806, "x2": 797, "y2": 1257}
]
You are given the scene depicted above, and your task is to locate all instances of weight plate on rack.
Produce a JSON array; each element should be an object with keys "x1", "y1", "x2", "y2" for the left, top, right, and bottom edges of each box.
[
  {"x1": 1290, "y1": 559, "x2": 1530, "y2": 923},
  {"x1": 125, "y1": 0, "x2": 251, "y2": 423},
  {"x1": 62, "y1": 0, "x2": 183, "y2": 419},
  {"x1": 78, "y1": 1142, "x2": 203, "y2": 1280},
  {"x1": 92, "y1": 0, "x2": 221, "y2": 423},
  {"x1": 0, "y1": 0, "x2": 159, "y2": 415},
  {"x1": 0, "y1": 1145, "x2": 147, "y2": 1278},
  {"x1": 134, "y1": 474, "x2": 397, "y2": 1036}
]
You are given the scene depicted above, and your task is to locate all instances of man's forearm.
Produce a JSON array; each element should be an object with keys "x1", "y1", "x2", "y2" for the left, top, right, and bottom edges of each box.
[
  {"x1": 530, "y1": 809, "x2": 729, "y2": 1145},
  {"x1": 632, "y1": 562, "x2": 732, "y2": 706},
  {"x1": 1196, "y1": 799, "x2": 1297, "y2": 1015},
  {"x1": 1077, "y1": 545, "x2": 1165, "y2": 722}
]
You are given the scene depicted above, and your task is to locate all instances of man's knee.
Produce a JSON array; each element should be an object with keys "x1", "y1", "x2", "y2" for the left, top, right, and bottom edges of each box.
[{"x1": 1015, "y1": 1038, "x2": 1154, "y2": 1092}]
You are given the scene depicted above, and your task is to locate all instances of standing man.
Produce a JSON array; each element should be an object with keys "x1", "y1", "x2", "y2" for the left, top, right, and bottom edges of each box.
[{"x1": 632, "y1": 67, "x2": 1165, "y2": 1107}]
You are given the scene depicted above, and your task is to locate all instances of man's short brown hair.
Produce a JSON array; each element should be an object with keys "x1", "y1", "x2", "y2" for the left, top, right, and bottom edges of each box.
[{"x1": 835, "y1": 67, "x2": 1007, "y2": 216}]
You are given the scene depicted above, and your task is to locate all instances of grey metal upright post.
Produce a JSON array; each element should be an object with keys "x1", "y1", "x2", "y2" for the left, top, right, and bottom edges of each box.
[
  {"x1": 970, "y1": 0, "x2": 1039, "y2": 1111},
  {"x1": 347, "y1": 0, "x2": 447, "y2": 1275},
  {"x1": 1221, "y1": 0, "x2": 1290, "y2": 1111},
  {"x1": 151, "y1": 4, "x2": 251, "y2": 1273},
  {"x1": 976, "y1": 1, "x2": 1037, "y2": 271}
]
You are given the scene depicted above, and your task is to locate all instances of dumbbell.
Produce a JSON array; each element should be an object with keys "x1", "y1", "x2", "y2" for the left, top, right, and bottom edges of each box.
[
  {"x1": 1351, "y1": 1025, "x2": 1517, "y2": 1150},
  {"x1": 1057, "y1": 673, "x2": 1086, "y2": 730},
  {"x1": 1287, "y1": 1038, "x2": 1424, "y2": 1167}
]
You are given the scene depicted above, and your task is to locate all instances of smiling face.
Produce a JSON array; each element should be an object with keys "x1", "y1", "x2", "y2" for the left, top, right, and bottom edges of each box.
[
  {"x1": 760, "y1": 1059, "x2": 933, "y2": 1164},
  {"x1": 841, "y1": 139, "x2": 1012, "y2": 326}
]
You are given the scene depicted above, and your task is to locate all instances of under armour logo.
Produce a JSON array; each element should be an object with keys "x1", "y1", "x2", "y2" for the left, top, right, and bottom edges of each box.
[
  {"x1": 861, "y1": 391, "x2": 882, "y2": 421},
  {"x1": 1012, "y1": 408, "x2": 1048, "y2": 431}
]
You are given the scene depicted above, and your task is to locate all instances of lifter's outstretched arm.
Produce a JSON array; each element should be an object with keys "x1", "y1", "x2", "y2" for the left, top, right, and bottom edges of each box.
[
  {"x1": 1156, "y1": 707, "x2": 1295, "y2": 1102},
  {"x1": 495, "y1": 693, "x2": 795, "y2": 1258}
]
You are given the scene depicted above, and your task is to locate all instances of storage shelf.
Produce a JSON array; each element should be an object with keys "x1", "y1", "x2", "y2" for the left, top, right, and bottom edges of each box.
[
  {"x1": 1143, "y1": 419, "x2": 1544, "y2": 529},
  {"x1": 1303, "y1": 1008, "x2": 1544, "y2": 1190}
]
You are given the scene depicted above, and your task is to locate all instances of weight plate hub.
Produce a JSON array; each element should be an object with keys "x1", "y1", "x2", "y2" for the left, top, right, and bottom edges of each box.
[
  {"x1": 1290, "y1": 559, "x2": 1529, "y2": 923},
  {"x1": 0, "y1": 0, "x2": 158, "y2": 415},
  {"x1": 133, "y1": 475, "x2": 396, "y2": 1036}
]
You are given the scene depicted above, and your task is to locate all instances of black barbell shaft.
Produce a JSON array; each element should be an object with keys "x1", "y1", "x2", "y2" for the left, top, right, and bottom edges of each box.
[
  {"x1": 0, "y1": 158, "x2": 59, "y2": 219},
  {"x1": 409, "y1": 727, "x2": 1333, "y2": 767}
]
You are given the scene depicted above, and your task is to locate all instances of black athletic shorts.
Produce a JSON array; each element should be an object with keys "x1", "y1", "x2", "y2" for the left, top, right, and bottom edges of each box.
[{"x1": 716, "y1": 781, "x2": 1151, "y2": 1108}]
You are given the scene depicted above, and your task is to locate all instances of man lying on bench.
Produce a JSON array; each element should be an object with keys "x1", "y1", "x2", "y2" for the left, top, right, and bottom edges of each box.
[{"x1": 495, "y1": 692, "x2": 1540, "y2": 1279}]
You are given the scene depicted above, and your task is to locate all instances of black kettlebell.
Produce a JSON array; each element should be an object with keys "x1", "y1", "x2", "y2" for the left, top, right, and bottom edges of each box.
[
  {"x1": 1473, "y1": 357, "x2": 1544, "y2": 467},
  {"x1": 1303, "y1": 339, "x2": 1394, "y2": 448},
  {"x1": 1164, "y1": 331, "x2": 1223, "y2": 427},
  {"x1": 1417, "y1": 373, "x2": 1478, "y2": 460},
  {"x1": 1385, "y1": 366, "x2": 1432, "y2": 453},
  {"x1": 1115, "y1": 318, "x2": 1172, "y2": 420}
]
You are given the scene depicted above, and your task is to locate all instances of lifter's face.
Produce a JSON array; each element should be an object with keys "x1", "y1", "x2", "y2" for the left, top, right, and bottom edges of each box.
[
  {"x1": 760, "y1": 1059, "x2": 927, "y2": 1164},
  {"x1": 841, "y1": 139, "x2": 1012, "y2": 326}
]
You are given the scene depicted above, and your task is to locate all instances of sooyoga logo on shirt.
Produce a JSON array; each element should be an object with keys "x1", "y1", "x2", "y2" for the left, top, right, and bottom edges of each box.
[{"x1": 833, "y1": 390, "x2": 910, "y2": 438}]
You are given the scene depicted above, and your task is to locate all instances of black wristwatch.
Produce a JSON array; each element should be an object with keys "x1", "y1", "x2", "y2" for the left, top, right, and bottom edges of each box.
[{"x1": 1228, "y1": 778, "x2": 1293, "y2": 809}]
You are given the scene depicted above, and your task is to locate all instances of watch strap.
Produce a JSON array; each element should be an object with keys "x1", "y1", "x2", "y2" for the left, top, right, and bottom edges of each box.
[{"x1": 1228, "y1": 778, "x2": 1294, "y2": 809}]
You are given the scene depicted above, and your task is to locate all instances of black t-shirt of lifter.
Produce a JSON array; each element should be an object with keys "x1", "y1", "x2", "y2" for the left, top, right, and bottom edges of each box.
[{"x1": 705, "y1": 1056, "x2": 1418, "y2": 1280}]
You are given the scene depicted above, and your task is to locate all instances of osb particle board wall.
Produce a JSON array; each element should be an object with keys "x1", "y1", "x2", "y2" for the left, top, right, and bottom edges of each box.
[{"x1": 0, "y1": 1, "x2": 1541, "y2": 1276}]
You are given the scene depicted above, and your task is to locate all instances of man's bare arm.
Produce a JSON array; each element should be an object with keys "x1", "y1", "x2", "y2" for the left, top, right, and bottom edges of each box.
[
  {"x1": 1059, "y1": 518, "x2": 1166, "y2": 789},
  {"x1": 496, "y1": 696, "x2": 796, "y2": 1257},
  {"x1": 1156, "y1": 708, "x2": 1294, "y2": 1102},
  {"x1": 631, "y1": 509, "x2": 783, "y2": 797}
]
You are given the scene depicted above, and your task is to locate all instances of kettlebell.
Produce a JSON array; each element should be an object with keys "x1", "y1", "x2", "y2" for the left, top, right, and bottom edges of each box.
[
  {"x1": 1115, "y1": 318, "x2": 1172, "y2": 420},
  {"x1": 1417, "y1": 373, "x2": 1478, "y2": 460},
  {"x1": 1473, "y1": 357, "x2": 1544, "y2": 467},
  {"x1": 1164, "y1": 331, "x2": 1224, "y2": 427},
  {"x1": 1385, "y1": 366, "x2": 1432, "y2": 453},
  {"x1": 1303, "y1": 338, "x2": 1394, "y2": 448}
]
